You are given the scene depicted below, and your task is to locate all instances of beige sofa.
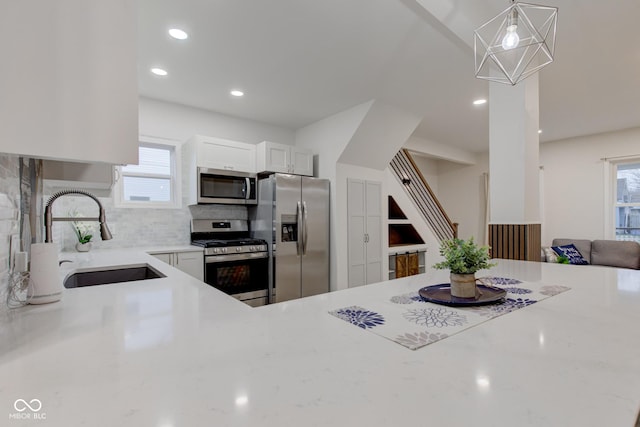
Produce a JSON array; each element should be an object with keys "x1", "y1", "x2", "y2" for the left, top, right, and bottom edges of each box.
[{"x1": 544, "y1": 238, "x2": 640, "y2": 270}]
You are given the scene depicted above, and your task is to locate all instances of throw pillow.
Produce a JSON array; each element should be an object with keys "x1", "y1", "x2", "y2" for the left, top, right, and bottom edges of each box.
[
  {"x1": 551, "y1": 244, "x2": 589, "y2": 265},
  {"x1": 542, "y1": 246, "x2": 558, "y2": 263}
]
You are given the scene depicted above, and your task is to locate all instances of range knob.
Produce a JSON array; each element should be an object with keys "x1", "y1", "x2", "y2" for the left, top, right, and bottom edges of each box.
[
  {"x1": 236, "y1": 247, "x2": 242, "y2": 252},
  {"x1": 222, "y1": 248, "x2": 228, "y2": 253},
  {"x1": 212, "y1": 248, "x2": 219, "y2": 254}
]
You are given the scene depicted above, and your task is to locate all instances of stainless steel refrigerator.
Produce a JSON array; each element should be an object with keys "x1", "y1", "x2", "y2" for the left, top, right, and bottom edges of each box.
[{"x1": 252, "y1": 173, "x2": 330, "y2": 303}]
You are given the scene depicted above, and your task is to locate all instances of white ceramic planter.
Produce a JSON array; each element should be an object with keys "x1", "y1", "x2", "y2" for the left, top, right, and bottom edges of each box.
[{"x1": 75, "y1": 242, "x2": 92, "y2": 252}]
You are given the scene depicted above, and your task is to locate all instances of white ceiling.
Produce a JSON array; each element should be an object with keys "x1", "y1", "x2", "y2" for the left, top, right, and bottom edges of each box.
[{"x1": 138, "y1": 0, "x2": 640, "y2": 154}]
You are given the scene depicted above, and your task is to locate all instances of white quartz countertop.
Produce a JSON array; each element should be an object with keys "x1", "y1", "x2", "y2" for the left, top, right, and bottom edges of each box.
[{"x1": 2, "y1": 250, "x2": 640, "y2": 426}]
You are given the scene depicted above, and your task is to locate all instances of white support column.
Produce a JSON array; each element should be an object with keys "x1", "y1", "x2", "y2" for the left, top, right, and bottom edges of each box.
[
  {"x1": 488, "y1": 75, "x2": 541, "y2": 261},
  {"x1": 489, "y1": 74, "x2": 540, "y2": 224}
]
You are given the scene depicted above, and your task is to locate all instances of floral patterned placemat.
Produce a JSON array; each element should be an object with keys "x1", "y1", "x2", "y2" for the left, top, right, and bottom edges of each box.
[{"x1": 329, "y1": 277, "x2": 570, "y2": 350}]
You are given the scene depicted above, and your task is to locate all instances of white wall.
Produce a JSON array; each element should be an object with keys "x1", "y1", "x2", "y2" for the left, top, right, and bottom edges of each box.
[
  {"x1": 338, "y1": 101, "x2": 421, "y2": 170},
  {"x1": 540, "y1": 127, "x2": 640, "y2": 244},
  {"x1": 434, "y1": 153, "x2": 490, "y2": 243},
  {"x1": 405, "y1": 136, "x2": 476, "y2": 165},
  {"x1": 139, "y1": 97, "x2": 296, "y2": 145},
  {"x1": 410, "y1": 154, "x2": 440, "y2": 195}
]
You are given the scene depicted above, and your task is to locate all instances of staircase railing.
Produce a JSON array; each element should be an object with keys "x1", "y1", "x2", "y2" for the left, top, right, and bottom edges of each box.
[{"x1": 389, "y1": 149, "x2": 458, "y2": 241}]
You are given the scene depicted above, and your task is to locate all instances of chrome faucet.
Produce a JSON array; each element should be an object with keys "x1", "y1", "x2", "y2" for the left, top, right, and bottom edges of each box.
[{"x1": 44, "y1": 189, "x2": 113, "y2": 243}]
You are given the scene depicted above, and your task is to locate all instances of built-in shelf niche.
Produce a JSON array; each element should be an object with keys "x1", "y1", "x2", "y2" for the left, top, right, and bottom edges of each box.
[
  {"x1": 388, "y1": 196, "x2": 424, "y2": 247},
  {"x1": 388, "y1": 196, "x2": 407, "y2": 220},
  {"x1": 389, "y1": 224, "x2": 425, "y2": 246}
]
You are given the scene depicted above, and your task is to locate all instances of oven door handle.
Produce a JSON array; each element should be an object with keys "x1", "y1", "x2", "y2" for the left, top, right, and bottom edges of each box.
[
  {"x1": 296, "y1": 201, "x2": 303, "y2": 256},
  {"x1": 205, "y1": 252, "x2": 268, "y2": 263}
]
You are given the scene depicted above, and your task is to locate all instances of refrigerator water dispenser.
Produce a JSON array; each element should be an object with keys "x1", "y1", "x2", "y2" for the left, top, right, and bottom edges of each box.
[{"x1": 281, "y1": 214, "x2": 298, "y2": 242}]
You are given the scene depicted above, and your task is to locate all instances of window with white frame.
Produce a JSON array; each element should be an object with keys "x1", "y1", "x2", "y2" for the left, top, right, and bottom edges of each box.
[
  {"x1": 613, "y1": 160, "x2": 640, "y2": 242},
  {"x1": 114, "y1": 138, "x2": 181, "y2": 208}
]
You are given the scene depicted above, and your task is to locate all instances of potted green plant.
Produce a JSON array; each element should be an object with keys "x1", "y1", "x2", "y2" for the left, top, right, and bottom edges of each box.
[
  {"x1": 70, "y1": 209, "x2": 94, "y2": 252},
  {"x1": 73, "y1": 224, "x2": 93, "y2": 252},
  {"x1": 433, "y1": 237, "x2": 496, "y2": 298}
]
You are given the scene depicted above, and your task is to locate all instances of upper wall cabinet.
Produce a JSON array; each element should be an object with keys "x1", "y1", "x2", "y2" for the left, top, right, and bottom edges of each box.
[
  {"x1": 256, "y1": 141, "x2": 314, "y2": 176},
  {"x1": 0, "y1": 1, "x2": 138, "y2": 165},
  {"x1": 184, "y1": 135, "x2": 256, "y2": 173},
  {"x1": 42, "y1": 160, "x2": 114, "y2": 189}
]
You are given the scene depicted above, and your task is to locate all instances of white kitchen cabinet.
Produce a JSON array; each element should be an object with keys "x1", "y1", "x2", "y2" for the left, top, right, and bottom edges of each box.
[
  {"x1": 256, "y1": 141, "x2": 314, "y2": 176},
  {"x1": 151, "y1": 250, "x2": 204, "y2": 281},
  {"x1": 347, "y1": 179, "x2": 382, "y2": 287},
  {"x1": 0, "y1": 1, "x2": 138, "y2": 165},
  {"x1": 42, "y1": 160, "x2": 114, "y2": 189},
  {"x1": 184, "y1": 135, "x2": 256, "y2": 173}
]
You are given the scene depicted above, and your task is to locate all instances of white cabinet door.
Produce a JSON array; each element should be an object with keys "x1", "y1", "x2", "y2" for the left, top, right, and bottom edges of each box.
[
  {"x1": 151, "y1": 253, "x2": 173, "y2": 265},
  {"x1": 347, "y1": 179, "x2": 382, "y2": 287},
  {"x1": 365, "y1": 181, "x2": 382, "y2": 284},
  {"x1": 257, "y1": 141, "x2": 314, "y2": 176},
  {"x1": 291, "y1": 148, "x2": 314, "y2": 176},
  {"x1": 193, "y1": 136, "x2": 256, "y2": 173},
  {"x1": 150, "y1": 251, "x2": 204, "y2": 281},
  {"x1": 42, "y1": 160, "x2": 114, "y2": 189},
  {"x1": 348, "y1": 179, "x2": 367, "y2": 287},
  {"x1": 257, "y1": 141, "x2": 290, "y2": 173},
  {"x1": 174, "y1": 252, "x2": 204, "y2": 281},
  {"x1": 0, "y1": 1, "x2": 138, "y2": 165}
]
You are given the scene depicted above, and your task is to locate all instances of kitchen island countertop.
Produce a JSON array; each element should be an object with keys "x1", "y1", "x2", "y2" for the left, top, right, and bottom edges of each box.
[{"x1": 2, "y1": 249, "x2": 640, "y2": 426}]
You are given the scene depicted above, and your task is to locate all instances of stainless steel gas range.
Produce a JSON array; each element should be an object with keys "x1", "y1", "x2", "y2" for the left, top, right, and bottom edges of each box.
[{"x1": 190, "y1": 219, "x2": 269, "y2": 307}]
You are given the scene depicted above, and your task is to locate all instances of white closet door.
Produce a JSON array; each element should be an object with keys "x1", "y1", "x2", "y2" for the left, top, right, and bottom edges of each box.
[
  {"x1": 347, "y1": 178, "x2": 382, "y2": 287},
  {"x1": 348, "y1": 179, "x2": 366, "y2": 287},
  {"x1": 365, "y1": 181, "x2": 382, "y2": 284}
]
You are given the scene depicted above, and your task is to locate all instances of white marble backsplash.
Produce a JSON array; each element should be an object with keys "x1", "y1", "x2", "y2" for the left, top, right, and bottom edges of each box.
[
  {"x1": 0, "y1": 155, "x2": 21, "y2": 313},
  {"x1": 44, "y1": 186, "x2": 249, "y2": 252}
]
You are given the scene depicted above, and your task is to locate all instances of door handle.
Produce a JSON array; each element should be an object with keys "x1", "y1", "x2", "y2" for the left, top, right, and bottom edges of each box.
[
  {"x1": 245, "y1": 177, "x2": 251, "y2": 199},
  {"x1": 296, "y1": 201, "x2": 302, "y2": 256},
  {"x1": 302, "y1": 201, "x2": 308, "y2": 255}
]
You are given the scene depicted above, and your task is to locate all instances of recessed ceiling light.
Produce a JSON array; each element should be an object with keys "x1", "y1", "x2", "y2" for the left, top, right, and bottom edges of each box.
[
  {"x1": 150, "y1": 68, "x2": 168, "y2": 76},
  {"x1": 473, "y1": 99, "x2": 487, "y2": 105},
  {"x1": 230, "y1": 90, "x2": 244, "y2": 97},
  {"x1": 538, "y1": 129, "x2": 542, "y2": 134},
  {"x1": 168, "y1": 28, "x2": 188, "y2": 40}
]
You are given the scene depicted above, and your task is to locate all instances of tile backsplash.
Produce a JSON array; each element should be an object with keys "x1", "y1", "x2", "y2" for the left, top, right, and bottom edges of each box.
[
  {"x1": 44, "y1": 190, "x2": 192, "y2": 251},
  {"x1": 44, "y1": 184, "x2": 248, "y2": 252},
  {"x1": 0, "y1": 154, "x2": 21, "y2": 312}
]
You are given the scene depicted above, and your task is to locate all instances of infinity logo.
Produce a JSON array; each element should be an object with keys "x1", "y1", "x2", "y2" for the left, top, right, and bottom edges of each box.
[{"x1": 13, "y1": 399, "x2": 42, "y2": 412}]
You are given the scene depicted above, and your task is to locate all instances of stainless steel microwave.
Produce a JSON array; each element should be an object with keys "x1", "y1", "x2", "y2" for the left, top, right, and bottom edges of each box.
[{"x1": 197, "y1": 167, "x2": 257, "y2": 205}]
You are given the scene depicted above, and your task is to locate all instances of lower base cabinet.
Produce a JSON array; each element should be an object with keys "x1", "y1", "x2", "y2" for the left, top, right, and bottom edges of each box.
[{"x1": 151, "y1": 251, "x2": 204, "y2": 281}]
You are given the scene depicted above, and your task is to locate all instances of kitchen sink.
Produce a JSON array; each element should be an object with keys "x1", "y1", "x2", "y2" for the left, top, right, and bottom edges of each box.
[{"x1": 63, "y1": 264, "x2": 166, "y2": 288}]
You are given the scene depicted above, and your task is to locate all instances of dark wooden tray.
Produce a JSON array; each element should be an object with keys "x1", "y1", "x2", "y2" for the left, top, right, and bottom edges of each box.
[{"x1": 418, "y1": 283, "x2": 507, "y2": 307}]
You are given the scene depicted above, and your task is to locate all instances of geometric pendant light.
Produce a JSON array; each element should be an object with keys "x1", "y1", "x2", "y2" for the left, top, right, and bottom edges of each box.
[{"x1": 474, "y1": 1, "x2": 558, "y2": 85}]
